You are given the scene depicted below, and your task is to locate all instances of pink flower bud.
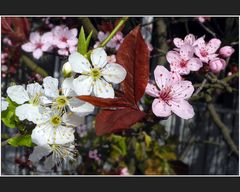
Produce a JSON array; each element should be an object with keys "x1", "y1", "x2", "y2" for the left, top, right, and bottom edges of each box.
[
  {"x1": 209, "y1": 58, "x2": 226, "y2": 73},
  {"x1": 219, "y1": 46, "x2": 235, "y2": 58}
]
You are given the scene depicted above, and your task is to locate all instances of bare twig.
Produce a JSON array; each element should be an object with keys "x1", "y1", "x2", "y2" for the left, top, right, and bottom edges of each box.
[
  {"x1": 207, "y1": 103, "x2": 239, "y2": 156},
  {"x1": 199, "y1": 22, "x2": 216, "y2": 37},
  {"x1": 193, "y1": 79, "x2": 207, "y2": 96}
]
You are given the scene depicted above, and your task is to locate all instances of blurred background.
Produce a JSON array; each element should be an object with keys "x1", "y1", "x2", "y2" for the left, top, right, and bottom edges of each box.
[{"x1": 1, "y1": 17, "x2": 239, "y2": 175}]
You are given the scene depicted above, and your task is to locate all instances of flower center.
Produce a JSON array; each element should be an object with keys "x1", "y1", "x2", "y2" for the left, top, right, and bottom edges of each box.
[
  {"x1": 61, "y1": 36, "x2": 68, "y2": 43},
  {"x1": 200, "y1": 49, "x2": 208, "y2": 57},
  {"x1": 180, "y1": 60, "x2": 188, "y2": 68},
  {"x1": 31, "y1": 93, "x2": 42, "y2": 106},
  {"x1": 36, "y1": 43, "x2": 43, "y2": 49},
  {"x1": 159, "y1": 87, "x2": 172, "y2": 103},
  {"x1": 90, "y1": 68, "x2": 101, "y2": 80},
  {"x1": 56, "y1": 96, "x2": 68, "y2": 108},
  {"x1": 50, "y1": 115, "x2": 62, "y2": 126}
]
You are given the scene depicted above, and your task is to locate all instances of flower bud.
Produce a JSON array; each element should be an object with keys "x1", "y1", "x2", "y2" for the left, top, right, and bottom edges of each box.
[
  {"x1": 62, "y1": 62, "x2": 72, "y2": 78},
  {"x1": 209, "y1": 58, "x2": 226, "y2": 73},
  {"x1": 219, "y1": 46, "x2": 235, "y2": 58}
]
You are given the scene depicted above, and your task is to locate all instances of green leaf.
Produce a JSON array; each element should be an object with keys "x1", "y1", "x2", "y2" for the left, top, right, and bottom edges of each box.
[
  {"x1": 7, "y1": 134, "x2": 35, "y2": 147},
  {"x1": 77, "y1": 26, "x2": 92, "y2": 55},
  {"x1": 143, "y1": 132, "x2": 152, "y2": 149},
  {"x1": 1, "y1": 97, "x2": 19, "y2": 128}
]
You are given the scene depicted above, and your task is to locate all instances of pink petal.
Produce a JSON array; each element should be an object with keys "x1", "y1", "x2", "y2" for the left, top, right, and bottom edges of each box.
[
  {"x1": 33, "y1": 49, "x2": 43, "y2": 59},
  {"x1": 170, "y1": 99, "x2": 194, "y2": 119},
  {"x1": 41, "y1": 32, "x2": 53, "y2": 44},
  {"x1": 219, "y1": 46, "x2": 235, "y2": 58},
  {"x1": 171, "y1": 80, "x2": 194, "y2": 99},
  {"x1": 30, "y1": 32, "x2": 41, "y2": 44},
  {"x1": 179, "y1": 44, "x2": 194, "y2": 60},
  {"x1": 21, "y1": 42, "x2": 35, "y2": 52},
  {"x1": 206, "y1": 38, "x2": 221, "y2": 54},
  {"x1": 67, "y1": 38, "x2": 78, "y2": 46},
  {"x1": 166, "y1": 51, "x2": 181, "y2": 64},
  {"x1": 154, "y1": 65, "x2": 171, "y2": 90},
  {"x1": 145, "y1": 83, "x2": 159, "y2": 97},
  {"x1": 193, "y1": 36, "x2": 205, "y2": 49},
  {"x1": 173, "y1": 38, "x2": 184, "y2": 48},
  {"x1": 152, "y1": 98, "x2": 172, "y2": 117},
  {"x1": 184, "y1": 34, "x2": 195, "y2": 45},
  {"x1": 70, "y1": 28, "x2": 78, "y2": 37},
  {"x1": 170, "y1": 71, "x2": 182, "y2": 83},
  {"x1": 187, "y1": 58, "x2": 203, "y2": 71}
]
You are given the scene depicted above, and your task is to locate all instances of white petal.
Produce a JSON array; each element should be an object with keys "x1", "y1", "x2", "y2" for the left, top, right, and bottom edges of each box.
[
  {"x1": 31, "y1": 123, "x2": 75, "y2": 145},
  {"x1": 62, "y1": 77, "x2": 77, "y2": 97},
  {"x1": 91, "y1": 48, "x2": 107, "y2": 68},
  {"x1": 43, "y1": 154, "x2": 56, "y2": 170},
  {"x1": 93, "y1": 79, "x2": 114, "y2": 98},
  {"x1": 43, "y1": 76, "x2": 59, "y2": 98},
  {"x1": 15, "y1": 104, "x2": 42, "y2": 124},
  {"x1": 7, "y1": 85, "x2": 29, "y2": 104},
  {"x1": 68, "y1": 52, "x2": 91, "y2": 73},
  {"x1": 101, "y1": 63, "x2": 127, "y2": 84},
  {"x1": 29, "y1": 144, "x2": 52, "y2": 163},
  {"x1": 1, "y1": 97, "x2": 9, "y2": 111},
  {"x1": 26, "y1": 82, "x2": 43, "y2": 100},
  {"x1": 39, "y1": 96, "x2": 53, "y2": 105},
  {"x1": 73, "y1": 75, "x2": 93, "y2": 96},
  {"x1": 68, "y1": 97, "x2": 94, "y2": 114},
  {"x1": 62, "y1": 112, "x2": 83, "y2": 127}
]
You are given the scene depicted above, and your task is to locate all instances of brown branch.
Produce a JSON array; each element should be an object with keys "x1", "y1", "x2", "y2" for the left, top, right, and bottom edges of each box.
[{"x1": 207, "y1": 103, "x2": 239, "y2": 156}]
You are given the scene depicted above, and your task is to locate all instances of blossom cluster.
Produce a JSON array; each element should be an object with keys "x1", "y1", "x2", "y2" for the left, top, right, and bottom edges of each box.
[
  {"x1": 2, "y1": 47, "x2": 127, "y2": 169},
  {"x1": 145, "y1": 34, "x2": 234, "y2": 120},
  {"x1": 21, "y1": 25, "x2": 78, "y2": 59}
]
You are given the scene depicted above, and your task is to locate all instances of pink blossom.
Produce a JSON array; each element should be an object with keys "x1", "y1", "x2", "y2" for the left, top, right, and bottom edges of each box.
[
  {"x1": 1, "y1": 52, "x2": 8, "y2": 64},
  {"x1": 145, "y1": 66, "x2": 195, "y2": 119},
  {"x1": 219, "y1": 46, "x2": 235, "y2": 58},
  {"x1": 95, "y1": 31, "x2": 123, "y2": 50},
  {"x1": 167, "y1": 45, "x2": 203, "y2": 75},
  {"x1": 173, "y1": 34, "x2": 196, "y2": 48},
  {"x1": 21, "y1": 32, "x2": 53, "y2": 59},
  {"x1": 209, "y1": 58, "x2": 226, "y2": 73},
  {"x1": 194, "y1": 37, "x2": 221, "y2": 63},
  {"x1": 52, "y1": 26, "x2": 78, "y2": 55},
  {"x1": 3, "y1": 37, "x2": 12, "y2": 46}
]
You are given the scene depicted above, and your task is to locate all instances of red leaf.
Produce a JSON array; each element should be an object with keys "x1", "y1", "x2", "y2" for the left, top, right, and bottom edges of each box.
[
  {"x1": 116, "y1": 25, "x2": 150, "y2": 105},
  {"x1": 1, "y1": 17, "x2": 30, "y2": 43},
  {"x1": 77, "y1": 95, "x2": 132, "y2": 108},
  {"x1": 96, "y1": 108, "x2": 146, "y2": 136}
]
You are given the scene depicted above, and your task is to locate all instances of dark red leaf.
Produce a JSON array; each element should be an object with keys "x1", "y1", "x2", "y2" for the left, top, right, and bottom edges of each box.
[
  {"x1": 77, "y1": 95, "x2": 132, "y2": 108},
  {"x1": 116, "y1": 25, "x2": 150, "y2": 105},
  {"x1": 96, "y1": 108, "x2": 146, "y2": 136}
]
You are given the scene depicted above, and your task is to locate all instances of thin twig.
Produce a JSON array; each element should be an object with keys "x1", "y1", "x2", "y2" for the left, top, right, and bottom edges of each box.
[
  {"x1": 207, "y1": 103, "x2": 239, "y2": 156},
  {"x1": 193, "y1": 79, "x2": 207, "y2": 96},
  {"x1": 199, "y1": 22, "x2": 216, "y2": 37}
]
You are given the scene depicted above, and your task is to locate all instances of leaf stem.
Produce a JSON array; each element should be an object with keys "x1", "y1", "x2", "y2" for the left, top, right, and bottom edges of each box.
[{"x1": 99, "y1": 17, "x2": 128, "y2": 48}]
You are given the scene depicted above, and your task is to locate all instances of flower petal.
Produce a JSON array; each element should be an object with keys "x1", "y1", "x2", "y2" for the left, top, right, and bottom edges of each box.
[
  {"x1": 33, "y1": 49, "x2": 43, "y2": 59},
  {"x1": 21, "y1": 42, "x2": 35, "y2": 52},
  {"x1": 184, "y1": 34, "x2": 195, "y2": 45},
  {"x1": 68, "y1": 97, "x2": 94, "y2": 114},
  {"x1": 15, "y1": 104, "x2": 42, "y2": 124},
  {"x1": 62, "y1": 77, "x2": 77, "y2": 97},
  {"x1": 31, "y1": 123, "x2": 75, "y2": 145},
  {"x1": 101, "y1": 63, "x2": 127, "y2": 84},
  {"x1": 68, "y1": 52, "x2": 91, "y2": 73},
  {"x1": 145, "y1": 83, "x2": 159, "y2": 97},
  {"x1": 170, "y1": 99, "x2": 195, "y2": 119},
  {"x1": 173, "y1": 38, "x2": 184, "y2": 48},
  {"x1": 152, "y1": 98, "x2": 171, "y2": 117},
  {"x1": 179, "y1": 44, "x2": 194, "y2": 60},
  {"x1": 91, "y1": 48, "x2": 107, "y2": 68},
  {"x1": 26, "y1": 82, "x2": 43, "y2": 100},
  {"x1": 29, "y1": 144, "x2": 52, "y2": 163},
  {"x1": 206, "y1": 38, "x2": 221, "y2": 54},
  {"x1": 1, "y1": 97, "x2": 9, "y2": 111},
  {"x1": 93, "y1": 79, "x2": 114, "y2": 98},
  {"x1": 43, "y1": 76, "x2": 59, "y2": 98},
  {"x1": 193, "y1": 36, "x2": 205, "y2": 49},
  {"x1": 166, "y1": 51, "x2": 181, "y2": 64},
  {"x1": 154, "y1": 65, "x2": 171, "y2": 90},
  {"x1": 62, "y1": 112, "x2": 84, "y2": 127},
  {"x1": 187, "y1": 58, "x2": 203, "y2": 71},
  {"x1": 73, "y1": 75, "x2": 93, "y2": 96},
  {"x1": 30, "y1": 32, "x2": 41, "y2": 43},
  {"x1": 171, "y1": 80, "x2": 194, "y2": 99},
  {"x1": 7, "y1": 85, "x2": 29, "y2": 104}
]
